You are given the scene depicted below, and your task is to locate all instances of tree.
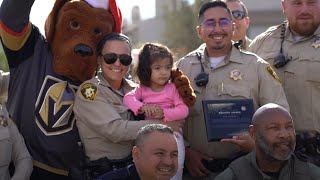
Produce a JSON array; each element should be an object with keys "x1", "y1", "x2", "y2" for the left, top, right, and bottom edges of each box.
[{"x1": 162, "y1": 0, "x2": 206, "y2": 57}]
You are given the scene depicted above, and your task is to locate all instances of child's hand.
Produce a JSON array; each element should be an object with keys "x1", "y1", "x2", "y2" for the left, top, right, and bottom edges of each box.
[
  {"x1": 140, "y1": 105, "x2": 163, "y2": 119},
  {"x1": 152, "y1": 106, "x2": 164, "y2": 119}
]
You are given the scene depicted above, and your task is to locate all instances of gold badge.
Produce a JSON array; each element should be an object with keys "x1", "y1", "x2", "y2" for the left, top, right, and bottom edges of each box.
[
  {"x1": 266, "y1": 65, "x2": 281, "y2": 83},
  {"x1": 229, "y1": 69, "x2": 243, "y2": 81},
  {"x1": 80, "y1": 83, "x2": 98, "y2": 100},
  {"x1": 0, "y1": 117, "x2": 8, "y2": 127},
  {"x1": 311, "y1": 39, "x2": 320, "y2": 49}
]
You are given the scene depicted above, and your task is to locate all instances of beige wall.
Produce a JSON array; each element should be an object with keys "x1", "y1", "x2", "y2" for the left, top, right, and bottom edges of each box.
[{"x1": 242, "y1": 0, "x2": 285, "y2": 39}]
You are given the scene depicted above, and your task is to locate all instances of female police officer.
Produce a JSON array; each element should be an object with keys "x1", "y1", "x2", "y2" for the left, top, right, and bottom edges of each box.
[{"x1": 73, "y1": 33, "x2": 183, "y2": 179}]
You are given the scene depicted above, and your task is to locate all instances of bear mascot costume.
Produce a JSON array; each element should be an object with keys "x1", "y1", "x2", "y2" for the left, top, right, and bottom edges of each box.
[{"x1": 0, "y1": 0, "x2": 122, "y2": 179}]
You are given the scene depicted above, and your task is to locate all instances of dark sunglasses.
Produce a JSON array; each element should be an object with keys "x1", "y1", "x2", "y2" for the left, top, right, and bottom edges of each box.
[
  {"x1": 102, "y1": 53, "x2": 132, "y2": 66},
  {"x1": 232, "y1": 10, "x2": 246, "y2": 20}
]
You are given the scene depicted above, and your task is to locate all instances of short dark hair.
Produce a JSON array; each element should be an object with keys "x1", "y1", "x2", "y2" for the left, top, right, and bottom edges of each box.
[
  {"x1": 223, "y1": 0, "x2": 249, "y2": 17},
  {"x1": 135, "y1": 124, "x2": 174, "y2": 148},
  {"x1": 198, "y1": 0, "x2": 232, "y2": 24},
  {"x1": 97, "y1": 33, "x2": 132, "y2": 55},
  {"x1": 134, "y1": 43, "x2": 174, "y2": 87}
]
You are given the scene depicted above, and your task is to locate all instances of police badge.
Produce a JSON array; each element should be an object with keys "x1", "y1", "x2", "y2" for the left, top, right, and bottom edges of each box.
[
  {"x1": 229, "y1": 69, "x2": 243, "y2": 81},
  {"x1": 312, "y1": 39, "x2": 320, "y2": 49}
]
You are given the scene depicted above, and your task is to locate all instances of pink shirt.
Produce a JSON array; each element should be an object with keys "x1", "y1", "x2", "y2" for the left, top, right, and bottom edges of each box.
[{"x1": 123, "y1": 83, "x2": 189, "y2": 122}]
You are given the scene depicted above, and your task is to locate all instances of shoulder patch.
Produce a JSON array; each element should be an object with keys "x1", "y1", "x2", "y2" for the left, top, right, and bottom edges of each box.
[
  {"x1": 266, "y1": 65, "x2": 281, "y2": 83},
  {"x1": 80, "y1": 83, "x2": 98, "y2": 100}
]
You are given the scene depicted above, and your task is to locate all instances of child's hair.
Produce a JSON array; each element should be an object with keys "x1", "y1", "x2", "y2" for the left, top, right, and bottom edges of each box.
[{"x1": 134, "y1": 43, "x2": 174, "y2": 87}]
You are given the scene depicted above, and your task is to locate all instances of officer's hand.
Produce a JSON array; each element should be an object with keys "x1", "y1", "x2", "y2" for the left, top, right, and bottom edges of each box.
[
  {"x1": 161, "y1": 120, "x2": 184, "y2": 133},
  {"x1": 185, "y1": 147, "x2": 211, "y2": 178},
  {"x1": 221, "y1": 134, "x2": 255, "y2": 152}
]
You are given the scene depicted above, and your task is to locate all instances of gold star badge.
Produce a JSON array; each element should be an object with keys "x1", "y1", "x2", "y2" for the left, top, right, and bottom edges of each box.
[
  {"x1": 0, "y1": 117, "x2": 8, "y2": 127},
  {"x1": 312, "y1": 39, "x2": 320, "y2": 49},
  {"x1": 80, "y1": 83, "x2": 98, "y2": 101},
  {"x1": 230, "y1": 69, "x2": 242, "y2": 81}
]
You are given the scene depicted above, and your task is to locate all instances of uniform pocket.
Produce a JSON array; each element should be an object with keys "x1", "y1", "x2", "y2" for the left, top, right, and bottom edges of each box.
[{"x1": 218, "y1": 83, "x2": 250, "y2": 98}]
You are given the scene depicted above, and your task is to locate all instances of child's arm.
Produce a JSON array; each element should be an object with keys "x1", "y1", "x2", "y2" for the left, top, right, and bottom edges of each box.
[
  {"x1": 123, "y1": 86, "x2": 144, "y2": 115},
  {"x1": 162, "y1": 83, "x2": 189, "y2": 122}
]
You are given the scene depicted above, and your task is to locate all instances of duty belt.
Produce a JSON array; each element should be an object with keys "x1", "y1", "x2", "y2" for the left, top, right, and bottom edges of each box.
[
  {"x1": 84, "y1": 155, "x2": 133, "y2": 180},
  {"x1": 202, "y1": 152, "x2": 247, "y2": 173}
]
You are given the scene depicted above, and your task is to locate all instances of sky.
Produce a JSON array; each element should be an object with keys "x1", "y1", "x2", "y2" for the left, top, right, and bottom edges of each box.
[{"x1": 0, "y1": 0, "x2": 194, "y2": 35}]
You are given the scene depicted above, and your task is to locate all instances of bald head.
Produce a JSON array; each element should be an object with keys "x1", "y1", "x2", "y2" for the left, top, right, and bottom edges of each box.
[
  {"x1": 250, "y1": 103, "x2": 296, "y2": 161},
  {"x1": 252, "y1": 103, "x2": 292, "y2": 127}
]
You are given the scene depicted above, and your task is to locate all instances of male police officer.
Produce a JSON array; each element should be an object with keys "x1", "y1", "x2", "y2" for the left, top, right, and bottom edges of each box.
[
  {"x1": 223, "y1": 0, "x2": 252, "y2": 50},
  {"x1": 216, "y1": 103, "x2": 320, "y2": 180},
  {"x1": 98, "y1": 124, "x2": 178, "y2": 180},
  {"x1": 249, "y1": 0, "x2": 320, "y2": 166},
  {"x1": 176, "y1": 1, "x2": 289, "y2": 179}
]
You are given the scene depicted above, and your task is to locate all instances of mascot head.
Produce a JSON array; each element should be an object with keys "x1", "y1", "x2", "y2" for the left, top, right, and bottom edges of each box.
[{"x1": 45, "y1": 0, "x2": 122, "y2": 82}]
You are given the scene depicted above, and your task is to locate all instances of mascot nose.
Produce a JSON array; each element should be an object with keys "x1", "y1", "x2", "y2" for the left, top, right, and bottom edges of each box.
[{"x1": 74, "y1": 44, "x2": 93, "y2": 57}]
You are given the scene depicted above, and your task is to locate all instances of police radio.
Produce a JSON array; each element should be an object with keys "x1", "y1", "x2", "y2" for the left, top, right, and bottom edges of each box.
[
  {"x1": 194, "y1": 52, "x2": 209, "y2": 87},
  {"x1": 273, "y1": 22, "x2": 291, "y2": 68}
]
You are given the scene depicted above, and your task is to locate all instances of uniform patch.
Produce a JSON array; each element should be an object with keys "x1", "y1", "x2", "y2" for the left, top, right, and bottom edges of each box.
[
  {"x1": 311, "y1": 39, "x2": 320, "y2": 49},
  {"x1": 0, "y1": 117, "x2": 8, "y2": 127},
  {"x1": 266, "y1": 65, "x2": 281, "y2": 83},
  {"x1": 80, "y1": 83, "x2": 98, "y2": 100}
]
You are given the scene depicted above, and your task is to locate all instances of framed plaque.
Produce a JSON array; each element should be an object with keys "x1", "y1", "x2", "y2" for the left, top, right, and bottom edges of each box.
[{"x1": 202, "y1": 99, "x2": 254, "y2": 141}]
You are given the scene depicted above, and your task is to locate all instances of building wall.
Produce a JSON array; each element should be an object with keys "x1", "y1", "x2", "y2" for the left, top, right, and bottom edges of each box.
[{"x1": 242, "y1": 0, "x2": 284, "y2": 38}]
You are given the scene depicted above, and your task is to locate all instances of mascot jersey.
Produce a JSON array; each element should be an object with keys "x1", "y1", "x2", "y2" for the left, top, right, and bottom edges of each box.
[{"x1": 0, "y1": 0, "x2": 80, "y2": 175}]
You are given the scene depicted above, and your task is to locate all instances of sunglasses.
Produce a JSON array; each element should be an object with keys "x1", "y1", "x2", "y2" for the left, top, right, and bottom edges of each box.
[
  {"x1": 232, "y1": 10, "x2": 246, "y2": 20},
  {"x1": 102, "y1": 53, "x2": 132, "y2": 66},
  {"x1": 201, "y1": 18, "x2": 232, "y2": 30}
]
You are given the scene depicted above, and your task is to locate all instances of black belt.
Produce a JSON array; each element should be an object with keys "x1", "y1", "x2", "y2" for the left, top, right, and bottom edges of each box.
[
  {"x1": 201, "y1": 152, "x2": 247, "y2": 173},
  {"x1": 202, "y1": 158, "x2": 232, "y2": 172},
  {"x1": 84, "y1": 155, "x2": 133, "y2": 179}
]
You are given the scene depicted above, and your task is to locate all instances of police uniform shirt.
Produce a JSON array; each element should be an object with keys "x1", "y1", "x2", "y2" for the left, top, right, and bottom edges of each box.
[
  {"x1": 0, "y1": 118, "x2": 32, "y2": 180},
  {"x1": 73, "y1": 72, "x2": 159, "y2": 161},
  {"x1": 176, "y1": 44, "x2": 289, "y2": 159},
  {"x1": 249, "y1": 24, "x2": 320, "y2": 133}
]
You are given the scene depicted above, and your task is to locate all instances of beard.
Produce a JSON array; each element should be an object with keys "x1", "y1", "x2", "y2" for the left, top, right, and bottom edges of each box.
[
  {"x1": 289, "y1": 17, "x2": 320, "y2": 37},
  {"x1": 256, "y1": 131, "x2": 295, "y2": 161}
]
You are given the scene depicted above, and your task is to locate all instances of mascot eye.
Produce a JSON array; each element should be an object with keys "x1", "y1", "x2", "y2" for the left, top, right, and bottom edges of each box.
[
  {"x1": 94, "y1": 28, "x2": 102, "y2": 36},
  {"x1": 70, "y1": 21, "x2": 80, "y2": 30}
]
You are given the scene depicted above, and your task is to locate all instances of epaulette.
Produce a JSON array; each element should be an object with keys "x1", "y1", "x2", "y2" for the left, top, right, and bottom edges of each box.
[
  {"x1": 265, "y1": 24, "x2": 283, "y2": 33},
  {"x1": 184, "y1": 43, "x2": 205, "y2": 58},
  {"x1": 239, "y1": 48, "x2": 256, "y2": 56}
]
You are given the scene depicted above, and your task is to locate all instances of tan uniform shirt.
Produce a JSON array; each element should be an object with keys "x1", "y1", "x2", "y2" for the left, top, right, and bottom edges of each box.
[
  {"x1": 73, "y1": 72, "x2": 159, "y2": 161},
  {"x1": 242, "y1": 36, "x2": 252, "y2": 51},
  {"x1": 176, "y1": 44, "x2": 289, "y2": 158},
  {"x1": 0, "y1": 117, "x2": 32, "y2": 180},
  {"x1": 249, "y1": 24, "x2": 320, "y2": 132}
]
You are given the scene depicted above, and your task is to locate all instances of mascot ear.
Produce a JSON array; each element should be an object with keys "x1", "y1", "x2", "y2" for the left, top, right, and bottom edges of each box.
[
  {"x1": 108, "y1": 0, "x2": 122, "y2": 33},
  {"x1": 45, "y1": 0, "x2": 69, "y2": 43}
]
